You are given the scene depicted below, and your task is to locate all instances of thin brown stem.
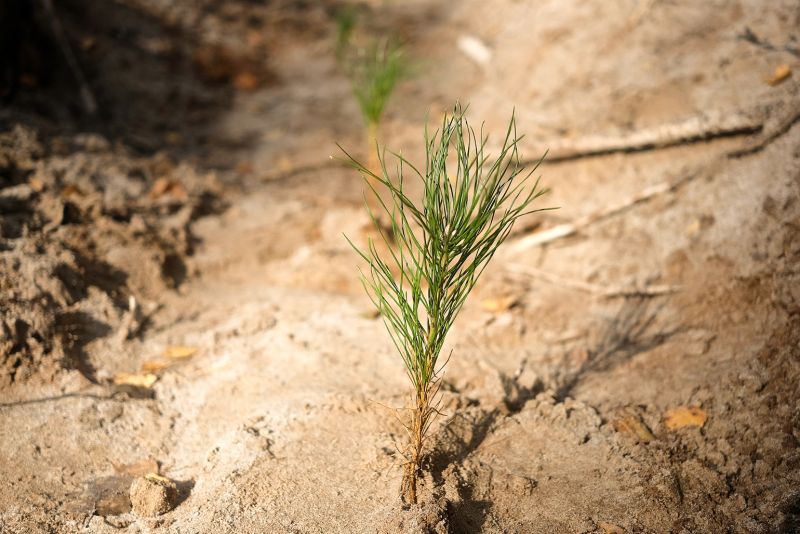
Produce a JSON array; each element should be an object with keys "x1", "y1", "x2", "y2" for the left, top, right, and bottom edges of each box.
[{"x1": 403, "y1": 382, "x2": 433, "y2": 504}]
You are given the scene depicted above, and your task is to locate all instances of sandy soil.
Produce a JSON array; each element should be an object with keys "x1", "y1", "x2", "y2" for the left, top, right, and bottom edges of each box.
[{"x1": 1, "y1": 1, "x2": 799, "y2": 532}]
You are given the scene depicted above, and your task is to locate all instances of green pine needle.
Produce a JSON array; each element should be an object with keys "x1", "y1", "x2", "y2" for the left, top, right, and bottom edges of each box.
[
  {"x1": 341, "y1": 105, "x2": 553, "y2": 501},
  {"x1": 350, "y1": 39, "x2": 403, "y2": 129},
  {"x1": 334, "y1": 5, "x2": 357, "y2": 60},
  {"x1": 344, "y1": 104, "x2": 552, "y2": 385}
]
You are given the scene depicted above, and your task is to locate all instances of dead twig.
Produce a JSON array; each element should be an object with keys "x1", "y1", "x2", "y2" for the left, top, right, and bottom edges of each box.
[
  {"x1": 728, "y1": 99, "x2": 800, "y2": 158},
  {"x1": 504, "y1": 98, "x2": 797, "y2": 252},
  {"x1": 507, "y1": 264, "x2": 680, "y2": 298},
  {"x1": 0, "y1": 390, "x2": 129, "y2": 409},
  {"x1": 506, "y1": 172, "x2": 698, "y2": 253},
  {"x1": 515, "y1": 111, "x2": 761, "y2": 164}
]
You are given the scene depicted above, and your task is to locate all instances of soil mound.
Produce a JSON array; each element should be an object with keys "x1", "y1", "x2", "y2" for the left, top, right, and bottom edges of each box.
[{"x1": 0, "y1": 125, "x2": 222, "y2": 385}]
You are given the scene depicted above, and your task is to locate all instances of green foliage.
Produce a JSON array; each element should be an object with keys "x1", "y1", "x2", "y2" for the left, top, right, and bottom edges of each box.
[
  {"x1": 333, "y1": 6, "x2": 404, "y2": 131},
  {"x1": 350, "y1": 40, "x2": 404, "y2": 130},
  {"x1": 334, "y1": 5, "x2": 357, "y2": 61},
  {"x1": 343, "y1": 104, "x2": 552, "y2": 412}
]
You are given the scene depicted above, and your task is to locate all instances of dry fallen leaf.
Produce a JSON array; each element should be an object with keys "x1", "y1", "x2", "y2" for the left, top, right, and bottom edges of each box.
[
  {"x1": 685, "y1": 218, "x2": 702, "y2": 237},
  {"x1": 766, "y1": 64, "x2": 792, "y2": 86},
  {"x1": 598, "y1": 522, "x2": 626, "y2": 534},
  {"x1": 278, "y1": 156, "x2": 293, "y2": 172},
  {"x1": 141, "y1": 360, "x2": 171, "y2": 373},
  {"x1": 235, "y1": 161, "x2": 254, "y2": 176},
  {"x1": 61, "y1": 184, "x2": 83, "y2": 199},
  {"x1": 149, "y1": 178, "x2": 188, "y2": 201},
  {"x1": 167, "y1": 182, "x2": 188, "y2": 201},
  {"x1": 480, "y1": 295, "x2": 519, "y2": 313},
  {"x1": 149, "y1": 177, "x2": 171, "y2": 198},
  {"x1": 163, "y1": 346, "x2": 198, "y2": 359},
  {"x1": 29, "y1": 177, "x2": 44, "y2": 192},
  {"x1": 246, "y1": 30, "x2": 264, "y2": 50},
  {"x1": 234, "y1": 71, "x2": 259, "y2": 91},
  {"x1": 664, "y1": 405, "x2": 707, "y2": 429},
  {"x1": 80, "y1": 36, "x2": 97, "y2": 51},
  {"x1": 613, "y1": 413, "x2": 656, "y2": 443},
  {"x1": 113, "y1": 372, "x2": 158, "y2": 388}
]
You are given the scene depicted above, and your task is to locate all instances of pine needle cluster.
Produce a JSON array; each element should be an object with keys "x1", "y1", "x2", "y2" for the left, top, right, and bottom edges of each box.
[
  {"x1": 343, "y1": 105, "x2": 552, "y2": 503},
  {"x1": 334, "y1": 6, "x2": 404, "y2": 138}
]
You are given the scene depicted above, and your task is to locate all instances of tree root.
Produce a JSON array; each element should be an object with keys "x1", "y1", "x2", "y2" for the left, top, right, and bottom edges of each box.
[
  {"x1": 728, "y1": 99, "x2": 800, "y2": 158},
  {"x1": 516, "y1": 110, "x2": 762, "y2": 164}
]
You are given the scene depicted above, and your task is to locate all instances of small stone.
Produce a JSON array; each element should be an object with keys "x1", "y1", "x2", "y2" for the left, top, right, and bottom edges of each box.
[{"x1": 130, "y1": 474, "x2": 178, "y2": 517}]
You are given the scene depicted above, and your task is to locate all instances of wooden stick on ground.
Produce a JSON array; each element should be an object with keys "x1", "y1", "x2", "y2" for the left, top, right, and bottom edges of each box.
[
  {"x1": 728, "y1": 99, "x2": 800, "y2": 158},
  {"x1": 261, "y1": 101, "x2": 788, "y2": 187},
  {"x1": 507, "y1": 264, "x2": 680, "y2": 298},
  {"x1": 516, "y1": 110, "x2": 762, "y2": 164},
  {"x1": 505, "y1": 99, "x2": 798, "y2": 253},
  {"x1": 506, "y1": 172, "x2": 697, "y2": 253}
]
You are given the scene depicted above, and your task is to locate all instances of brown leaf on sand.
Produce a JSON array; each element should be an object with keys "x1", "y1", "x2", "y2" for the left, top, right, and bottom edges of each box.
[
  {"x1": 165, "y1": 181, "x2": 188, "y2": 200},
  {"x1": 480, "y1": 295, "x2": 519, "y2": 313},
  {"x1": 149, "y1": 177, "x2": 170, "y2": 198},
  {"x1": 235, "y1": 160, "x2": 254, "y2": 176},
  {"x1": 278, "y1": 156, "x2": 293, "y2": 172},
  {"x1": 664, "y1": 406, "x2": 707, "y2": 429},
  {"x1": 766, "y1": 64, "x2": 792, "y2": 86},
  {"x1": 234, "y1": 71, "x2": 260, "y2": 91},
  {"x1": 61, "y1": 184, "x2": 83, "y2": 199},
  {"x1": 613, "y1": 413, "x2": 656, "y2": 443},
  {"x1": 163, "y1": 345, "x2": 198, "y2": 360},
  {"x1": 113, "y1": 458, "x2": 159, "y2": 477},
  {"x1": 598, "y1": 522, "x2": 626, "y2": 534},
  {"x1": 29, "y1": 177, "x2": 45, "y2": 192},
  {"x1": 113, "y1": 372, "x2": 158, "y2": 388},
  {"x1": 141, "y1": 360, "x2": 171, "y2": 373},
  {"x1": 149, "y1": 178, "x2": 188, "y2": 201},
  {"x1": 246, "y1": 30, "x2": 264, "y2": 50}
]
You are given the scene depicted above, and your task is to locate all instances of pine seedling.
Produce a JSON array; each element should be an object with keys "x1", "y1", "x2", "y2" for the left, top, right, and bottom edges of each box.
[
  {"x1": 340, "y1": 33, "x2": 404, "y2": 231},
  {"x1": 342, "y1": 105, "x2": 552, "y2": 504},
  {"x1": 334, "y1": 8, "x2": 403, "y2": 142},
  {"x1": 350, "y1": 39, "x2": 403, "y2": 146},
  {"x1": 334, "y1": 5, "x2": 357, "y2": 61},
  {"x1": 332, "y1": 7, "x2": 404, "y2": 229}
]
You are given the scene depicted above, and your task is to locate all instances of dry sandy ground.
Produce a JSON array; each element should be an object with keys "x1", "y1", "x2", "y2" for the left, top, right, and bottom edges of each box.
[{"x1": 1, "y1": 1, "x2": 799, "y2": 532}]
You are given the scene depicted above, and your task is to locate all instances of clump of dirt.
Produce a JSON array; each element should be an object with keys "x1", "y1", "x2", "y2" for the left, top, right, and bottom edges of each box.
[
  {"x1": 377, "y1": 475, "x2": 450, "y2": 534},
  {"x1": 0, "y1": 124, "x2": 222, "y2": 386},
  {"x1": 129, "y1": 474, "x2": 178, "y2": 517}
]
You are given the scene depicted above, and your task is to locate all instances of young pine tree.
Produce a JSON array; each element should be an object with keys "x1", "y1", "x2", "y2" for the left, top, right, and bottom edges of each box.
[{"x1": 342, "y1": 105, "x2": 552, "y2": 503}]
